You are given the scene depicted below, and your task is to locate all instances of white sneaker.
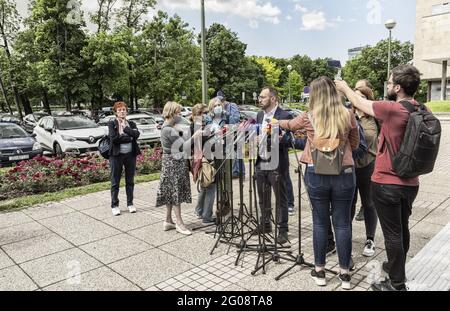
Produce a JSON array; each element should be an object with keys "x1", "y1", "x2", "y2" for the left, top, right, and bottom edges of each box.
[
  {"x1": 163, "y1": 221, "x2": 176, "y2": 231},
  {"x1": 176, "y1": 224, "x2": 192, "y2": 236},
  {"x1": 128, "y1": 205, "x2": 137, "y2": 213},
  {"x1": 112, "y1": 207, "x2": 121, "y2": 216},
  {"x1": 363, "y1": 239, "x2": 376, "y2": 257}
]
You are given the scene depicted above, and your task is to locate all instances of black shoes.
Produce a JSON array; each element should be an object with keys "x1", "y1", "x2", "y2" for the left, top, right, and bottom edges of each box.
[
  {"x1": 311, "y1": 269, "x2": 327, "y2": 287},
  {"x1": 276, "y1": 232, "x2": 289, "y2": 245},
  {"x1": 372, "y1": 278, "x2": 407, "y2": 291},
  {"x1": 339, "y1": 273, "x2": 352, "y2": 290},
  {"x1": 251, "y1": 225, "x2": 273, "y2": 236}
]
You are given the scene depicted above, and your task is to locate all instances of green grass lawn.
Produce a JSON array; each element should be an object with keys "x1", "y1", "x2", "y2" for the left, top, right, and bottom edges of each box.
[
  {"x1": 426, "y1": 101, "x2": 450, "y2": 113},
  {"x1": 0, "y1": 173, "x2": 160, "y2": 211}
]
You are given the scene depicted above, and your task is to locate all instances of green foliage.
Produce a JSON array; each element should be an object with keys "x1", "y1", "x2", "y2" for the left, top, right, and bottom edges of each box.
[
  {"x1": 205, "y1": 23, "x2": 247, "y2": 95},
  {"x1": 342, "y1": 40, "x2": 414, "y2": 98},
  {"x1": 138, "y1": 12, "x2": 201, "y2": 107},
  {"x1": 254, "y1": 57, "x2": 282, "y2": 88},
  {"x1": 281, "y1": 70, "x2": 305, "y2": 102}
]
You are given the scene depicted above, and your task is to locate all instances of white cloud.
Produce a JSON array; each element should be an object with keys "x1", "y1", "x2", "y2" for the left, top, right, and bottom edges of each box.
[
  {"x1": 294, "y1": 4, "x2": 308, "y2": 13},
  {"x1": 292, "y1": 2, "x2": 341, "y2": 31},
  {"x1": 286, "y1": 15, "x2": 292, "y2": 21},
  {"x1": 159, "y1": 0, "x2": 281, "y2": 25},
  {"x1": 300, "y1": 10, "x2": 334, "y2": 31}
]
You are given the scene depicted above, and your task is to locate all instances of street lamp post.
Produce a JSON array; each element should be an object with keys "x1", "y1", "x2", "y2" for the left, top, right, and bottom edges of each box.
[
  {"x1": 385, "y1": 19, "x2": 397, "y2": 99},
  {"x1": 201, "y1": 0, "x2": 208, "y2": 106},
  {"x1": 287, "y1": 64, "x2": 292, "y2": 105}
]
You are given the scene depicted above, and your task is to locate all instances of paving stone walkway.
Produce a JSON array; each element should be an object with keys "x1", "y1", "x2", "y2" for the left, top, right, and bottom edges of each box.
[{"x1": 0, "y1": 122, "x2": 449, "y2": 291}]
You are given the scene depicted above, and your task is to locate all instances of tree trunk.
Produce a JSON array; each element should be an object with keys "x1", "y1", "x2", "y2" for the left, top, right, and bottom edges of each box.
[
  {"x1": 134, "y1": 84, "x2": 138, "y2": 110},
  {"x1": 64, "y1": 88, "x2": 71, "y2": 111},
  {"x1": 128, "y1": 63, "x2": 135, "y2": 110},
  {"x1": 21, "y1": 94, "x2": 33, "y2": 115},
  {"x1": 0, "y1": 71, "x2": 12, "y2": 113},
  {"x1": 42, "y1": 90, "x2": 51, "y2": 114},
  {"x1": 0, "y1": 27, "x2": 23, "y2": 120}
]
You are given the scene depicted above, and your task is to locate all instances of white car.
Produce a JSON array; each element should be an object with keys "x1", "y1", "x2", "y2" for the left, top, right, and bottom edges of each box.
[
  {"x1": 98, "y1": 114, "x2": 161, "y2": 145},
  {"x1": 34, "y1": 115, "x2": 107, "y2": 155}
]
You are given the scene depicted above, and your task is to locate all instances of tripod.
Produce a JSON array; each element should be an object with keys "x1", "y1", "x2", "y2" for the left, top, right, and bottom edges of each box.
[
  {"x1": 275, "y1": 133, "x2": 337, "y2": 281},
  {"x1": 209, "y1": 129, "x2": 249, "y2": 255},
  {"x1": 250, "y1": 169, "x2": 294, "y2": 275}
]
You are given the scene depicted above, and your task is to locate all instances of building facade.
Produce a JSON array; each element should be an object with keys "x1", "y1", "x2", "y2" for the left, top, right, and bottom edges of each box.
[
  {"x1": 348, "y1": 46, "x2": 365, "y2": 61},
  {"x1": 414, "y1": 0, "x2": 450, "y2": 101}
]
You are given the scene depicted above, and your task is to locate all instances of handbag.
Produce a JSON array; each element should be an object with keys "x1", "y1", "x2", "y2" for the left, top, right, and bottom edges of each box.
[
  {"x1": 98, "y1": 135, "x2": 111, "y2": 159},
  {"x1": 308, "y1": 114, "x2": 344, "y2": 176}
]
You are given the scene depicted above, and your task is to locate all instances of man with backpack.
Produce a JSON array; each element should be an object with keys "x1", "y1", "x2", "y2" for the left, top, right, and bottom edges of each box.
[{"x1": 336, "y1": 65, "x2": 441, "y2": 291}]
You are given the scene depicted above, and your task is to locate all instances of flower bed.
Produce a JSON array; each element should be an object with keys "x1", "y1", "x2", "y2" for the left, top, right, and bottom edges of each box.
[{"x1": 0, "y1": 148, "x2": 162, "y2": 201}]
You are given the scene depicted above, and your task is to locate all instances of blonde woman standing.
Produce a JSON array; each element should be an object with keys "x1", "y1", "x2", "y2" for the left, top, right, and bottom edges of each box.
[
  {"x1": 156, "y1": 102, "x2": 202, "y2": 235},
  {"x1": 278, "y1": 76, "x2": 359, "y2": 290}
]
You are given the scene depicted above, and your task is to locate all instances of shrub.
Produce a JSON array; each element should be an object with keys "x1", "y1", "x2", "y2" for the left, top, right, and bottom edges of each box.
[{"x1": 0, "y1": 148, "x2": 162, "y2": 201}]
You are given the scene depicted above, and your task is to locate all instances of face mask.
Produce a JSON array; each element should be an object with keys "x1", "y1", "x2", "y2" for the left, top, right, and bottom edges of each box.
[
  {"x1": 173, "y1": 115, "x2": 182, "y2": 124},
  {"x1": 213, "y1": 106, "x2": 223, "y2": 115}
]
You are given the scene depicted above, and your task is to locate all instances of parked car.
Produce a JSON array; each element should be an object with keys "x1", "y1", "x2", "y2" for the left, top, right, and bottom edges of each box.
[
  {"x1": 238, "y1": 105, "x2": 259, "y2": 112},
  {"x1": 51, "y1": 111, "x2": 73, "y2": 117},
  {"x1": 22, "y1": 112, "x2": 49, "y2": 133},
  {"x1": 34, "y1": 115, "x2": 106, "y2": 155},
  {"x1": 284, "y1": 108, "x2": 303, "y2": 118},
  {"x1": 70, "y1": 110, "x2": 93, "y2": 119},
  {"x1": 98, "y1": 113, "x2": 161, "y2": 145},
  {"x1": 0, "y1": 122, "x2": 43, "y2": 166},
  {"x1": 0, "y1": 113, "x2": 21, "y2": 125},
  {"x1": 240, "y1": 110, "x2": 258, "y2": 122}
]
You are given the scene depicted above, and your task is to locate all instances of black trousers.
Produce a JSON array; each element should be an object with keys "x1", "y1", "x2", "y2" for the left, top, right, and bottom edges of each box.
[
  {"x1": 371, "y1": 182, "x2": 419, "y2": 286},
  {"x1": 351, "y1": 162, "x2": 378, "y2": 240},
  {"x1": 110, "y1": 153, "x2": 137, "y2": 208},
  {"x1": 255, "y1": 166, "x2": 289, "y2": 233}
]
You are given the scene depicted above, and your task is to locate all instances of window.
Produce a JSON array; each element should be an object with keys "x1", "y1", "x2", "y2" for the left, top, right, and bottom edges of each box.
[{"x1": 432, "y1": 2, "x2": 450, "y2": 15}]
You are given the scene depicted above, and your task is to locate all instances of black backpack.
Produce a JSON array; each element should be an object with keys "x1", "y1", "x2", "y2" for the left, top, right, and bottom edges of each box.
[{"x1": 386, "y1": 100, "x2": 441, "y2": 178}]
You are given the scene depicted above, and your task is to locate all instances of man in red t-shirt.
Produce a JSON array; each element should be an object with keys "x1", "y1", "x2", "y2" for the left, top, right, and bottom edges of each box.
[{"x1": 336, "y1": 65, "x2": 423, "y2": 291}]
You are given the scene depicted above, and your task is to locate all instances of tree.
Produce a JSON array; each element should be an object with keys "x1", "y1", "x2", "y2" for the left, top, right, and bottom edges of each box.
[
  {"x1": 281, "y1": 70, "x2": 304, "y2": 103},
  {"x1": 91, "y1": 0, "x2": 117, "y2": 33},
  {"x1": 204, "y1": 23, "x2": 247, "y2": 95},
  {"x1": 81, "y1": 31, "x2": 132, "y2": 111},
  {"x1": 254, "y1": 57, "x2": 282, "y2": 89},
  {"x1": 137, "y1": 11, "x2": 201, "y2": 107},
  {"x1": 289, "y1": 55, "x2": 337, "y2": 86},
  {"x1": 342, "y1": 39, "x2": 414, "y2": 98},
  {"x1": 114, "y1": 0, "x2": 156, "y2": 109},
  {"x1": 0, "y1": 0, "x2": 23, "y2": 118},
  {"x1": 221, "y1": 56, "x2": 265, "y2": 104},
  {"x1": 24, "y1": 0, "x2": 88, "y2": 111}
]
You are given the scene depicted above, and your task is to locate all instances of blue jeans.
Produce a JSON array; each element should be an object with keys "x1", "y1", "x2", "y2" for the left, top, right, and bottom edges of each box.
[
  {"x1": 195, "y1": 183, "x2": 216, "y2": 222},
  {"x1": 232, "y1": 159, "x2": 245, "y2": 177},
  {"x1": 305, "y1": 166, "x2": 356, "y2": 269}
]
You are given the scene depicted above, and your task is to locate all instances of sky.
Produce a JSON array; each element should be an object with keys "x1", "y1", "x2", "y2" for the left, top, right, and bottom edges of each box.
[{"x1": 15, "y1": 0, "x2": 417, "y2": 64}]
